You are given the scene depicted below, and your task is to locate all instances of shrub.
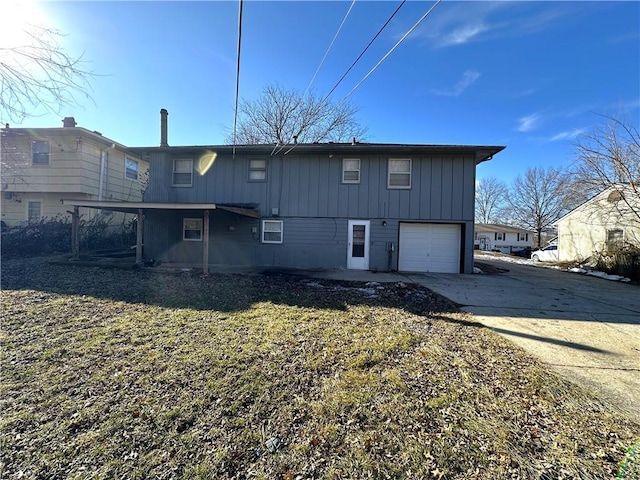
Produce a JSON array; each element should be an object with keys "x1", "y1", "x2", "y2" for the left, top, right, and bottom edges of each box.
[
  {"x1": 1, "y1": 215, "x2": 137, "y2": 259},
  {"x1": 593, "y1": 243, "x2": 640, "y2": 282}
]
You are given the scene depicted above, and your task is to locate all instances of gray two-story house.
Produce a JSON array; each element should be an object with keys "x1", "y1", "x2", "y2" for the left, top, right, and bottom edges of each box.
[{"x1": 63, "y1": 114, "x2": 504, "y2": 273}]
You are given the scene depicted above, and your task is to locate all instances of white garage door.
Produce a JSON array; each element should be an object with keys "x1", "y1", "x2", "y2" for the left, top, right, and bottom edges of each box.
[{"x1": 398, "y1": 223, "x2": 461, "y2": 273}]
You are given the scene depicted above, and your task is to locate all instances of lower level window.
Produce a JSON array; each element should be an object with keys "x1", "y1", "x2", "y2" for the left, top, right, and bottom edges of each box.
[
  {"x1": 27, "y1": 201, "x2": 42, "y2": 222},
  {"x1": 262, "y1": 219, "x2": 283, "y2": 244},
  {"x1": 183, "y1": 218, "x2": 203, "y2": 241}
]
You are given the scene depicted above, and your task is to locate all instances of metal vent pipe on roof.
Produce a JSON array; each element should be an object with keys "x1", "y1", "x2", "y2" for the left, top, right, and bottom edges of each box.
[{"x1": 160, "y1": 108, "x2": 169, "y2": 146}]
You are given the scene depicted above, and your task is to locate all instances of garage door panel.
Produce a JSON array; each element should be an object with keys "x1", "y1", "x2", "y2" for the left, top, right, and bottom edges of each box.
[{"x1": 399, "y1": 223, "x2": 460, "y2": 273}]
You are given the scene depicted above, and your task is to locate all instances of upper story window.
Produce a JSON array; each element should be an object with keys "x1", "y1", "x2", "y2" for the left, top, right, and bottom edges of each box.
[
  {"x1": 249, "y1": 159, "x2": 267, "y2": 181},
  {"x1": 262, "y1": 219, "x2": 283, "y2": 244},
  {"x1": 342, "y1": 158, "x2": 360, "y2": 184},
  {"x1": 32, "y1": 140, "x2": 50, "y2": 165},
  {"x1": 495, "y1": 232, "x2": 505, "y2": 241},
  {"x1": 388, "y1": 158, "x2": 411, "y2": 189},
  {"x1": 518, "y1": 233, "x2": 528, "y2": 241},
  {"x1": 125, "y1": 157, "x2": 139, "y2": 181},
  {"x1": 173, "y1": 158, "x2": 193, "y2": 187}
]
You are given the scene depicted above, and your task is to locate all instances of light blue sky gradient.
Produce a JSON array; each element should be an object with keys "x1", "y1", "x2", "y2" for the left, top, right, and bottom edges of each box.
[{"x1": 7, "y1": 1, "x2": 640, "y2": 184}]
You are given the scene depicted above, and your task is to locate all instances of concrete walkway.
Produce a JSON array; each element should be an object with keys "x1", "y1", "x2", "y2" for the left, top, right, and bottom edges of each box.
[
  {"x1": 300, "y1": 263, "x2": 640, "y2": 422},
  {"x1": 404, "y1": 260, "x2": 640, "y2": 423}
]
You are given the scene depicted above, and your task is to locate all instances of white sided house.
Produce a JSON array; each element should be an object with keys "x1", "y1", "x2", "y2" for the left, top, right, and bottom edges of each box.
[
  {"x1": 556, "y1": 185, "x2": 640, "y2": 262},
  {"x1": 1, "y1": 118, "x2": 148, "y2": 227},
  {"x1": 474, "y1": 223, "x2": 534, "y2": 253}
]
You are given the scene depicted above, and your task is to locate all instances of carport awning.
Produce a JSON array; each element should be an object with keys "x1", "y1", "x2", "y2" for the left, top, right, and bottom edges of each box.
[{"x1": 60, "y1": 199, "x2": 261, "y2": 218}]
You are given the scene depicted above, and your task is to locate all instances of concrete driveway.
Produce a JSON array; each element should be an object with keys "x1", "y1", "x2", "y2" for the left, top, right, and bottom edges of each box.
[{"x1": 407, "y1": 260, "x2": 640, "y2": 423}]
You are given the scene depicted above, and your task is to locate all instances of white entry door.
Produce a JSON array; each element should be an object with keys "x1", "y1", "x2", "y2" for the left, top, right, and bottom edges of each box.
[{"x1": 347, "y1": 220, "x2": 370, "y2": 270}]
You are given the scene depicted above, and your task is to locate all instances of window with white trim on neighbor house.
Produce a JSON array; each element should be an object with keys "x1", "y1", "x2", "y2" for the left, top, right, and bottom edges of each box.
[
  {"x1": 606, "y1": 228, "x2": 624, "y2": 251},
  {"x1": 32, "y1": 140, "x2": 50, "y2": 165},
  {"x1": 495, "y1": 232, "x2": 505, "y2": 241},
  {"x1": 27, "y1": 201, "x2": 41, "y2": 222},
  {"x1": 342, "y1": 158, "x2": 360, "y2": 183},
  {"x1": 125, "y1": 157, "x2": 139, "y2": 181},
  {"x1": 388, "y1": 159, "x2": 411, "y2": 188},
  {"x1": 262, "y1": 220, "x2": 283, "y2": 244},
  {"x1": 183, "y1": 218, "x2": 203, "y2": 241},
  {"x1": 518, "y1": 233, "x2": 528, "y2": 241},
  {"x1": 173, "y1": 159, "x2": 193, "y2": 186}
]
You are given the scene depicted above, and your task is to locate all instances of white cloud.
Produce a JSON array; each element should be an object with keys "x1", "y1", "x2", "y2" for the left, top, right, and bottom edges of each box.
[
  {"x1": 439, "y1": 23, "x2": 490, "y2": 47},
  {"x1": 412, "y1": 2, "x2": 569, "y2": 49},
  {"x1": 549, "y1": 128, "x2": 587, "y2": 142},
  {"x1": 432, "y1": 70, "x2": 481, "y2": 97},
  {"x1": 517, "y1": 113, "x2": 541, "y2": 132}
]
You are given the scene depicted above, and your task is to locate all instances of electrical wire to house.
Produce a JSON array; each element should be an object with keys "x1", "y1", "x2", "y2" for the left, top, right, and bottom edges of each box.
[
  {"x1": 272, "y1": 0, "x2": 356, "y2": 157},
  {"x1": 340, "y1": 0, "x2": 441, "y2": 102},
  {"x1": 322, "y1": 0, "x2": 407, "y2": 103},
  {"x1": 304, "y1": 0, "x2": 356, "y2": 98},
  {"x1": 232, "y1": 0, "x2": 244, "y2": 158},
  {"x1": 282, "y1": 0, "x2": 441, "y2": 157}
]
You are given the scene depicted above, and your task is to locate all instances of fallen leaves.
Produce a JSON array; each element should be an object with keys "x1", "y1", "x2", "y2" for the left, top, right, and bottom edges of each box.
[{"x1": 0, "y1": 257, "x2": 638, "y2": 479}]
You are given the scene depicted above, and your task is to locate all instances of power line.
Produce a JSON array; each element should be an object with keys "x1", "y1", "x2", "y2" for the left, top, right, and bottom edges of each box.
[
  {"x1": 340, "y1": 0, "x2": 441, "y2": 102},
  {"x1": 282, "y1": 0, "x2": 441, "y2": 157},
  {"x1": 232, "y1": 0, "x2": 244, "y2": 158},
  {"x1": 323, "y1": 0, "x2": 407, "y2": 103},
  {"x1": 304, "y1": 0, "x2": 356, "y2": 98},
  {"x1": 272, "y1": 0, "x2": 356, "y2": 157}
]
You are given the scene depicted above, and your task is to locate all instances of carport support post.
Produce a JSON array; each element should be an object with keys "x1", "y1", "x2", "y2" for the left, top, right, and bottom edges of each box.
[
  {"x1": 71, "y1": 207, "x2": 79, "y2": 258},
  {"x1": 202, "y1": 210, "x2": 210, "y2": 275},
  {"x1": 136, "y1": 209, "x2": 143, "y2": 265}
]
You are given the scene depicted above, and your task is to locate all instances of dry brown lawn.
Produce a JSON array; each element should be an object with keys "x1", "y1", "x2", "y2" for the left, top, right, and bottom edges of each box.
[{"x1": 1, "y1": 257, "x2": 638, "y2": 479}]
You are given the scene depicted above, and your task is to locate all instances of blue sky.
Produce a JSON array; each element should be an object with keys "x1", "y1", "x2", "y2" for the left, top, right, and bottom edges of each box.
[{"x1": 4, "y1": 1, "x2": 640, "y2": 184}]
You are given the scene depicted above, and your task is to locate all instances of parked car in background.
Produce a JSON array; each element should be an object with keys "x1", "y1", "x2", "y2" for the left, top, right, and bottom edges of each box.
[{"x1": 531, "y1": 244, "x2": 559, "y2": 262}]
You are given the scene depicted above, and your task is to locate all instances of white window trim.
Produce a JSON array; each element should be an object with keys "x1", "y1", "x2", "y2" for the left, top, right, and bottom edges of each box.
[
  {"x1": 183, "y1": 218, "x2": 203, "y2": 241},
  {"x1": 173, "y1": 158, "x2": 193, "y2": 187},
  {"x1": 248, "y1": 158, "x2": 267, "y2": 182},
  {"x1": 31, "y1": 140, "x2": 50, "y2": 166},
  {"x1": 496, "y1": 232, "x2": 505, "y2": 241},
  {"x1": 125, "y1": 157, "x2": 139, "y2": 181},
  {"x1": 387, "y1": 158, "x2": 411, "y2": 189},
  {"x1": 518, "y1": 233, "x2": 527, "y2": 241},
  {"x1": 342, "y1": 158, "x2": 361, "y2": 184},
  {"x1": 26, "y1": 199, "x2": 43, "y2": 222},
  {"x1": 262, "y1": 219, "x2": 283, "y2": 244}
]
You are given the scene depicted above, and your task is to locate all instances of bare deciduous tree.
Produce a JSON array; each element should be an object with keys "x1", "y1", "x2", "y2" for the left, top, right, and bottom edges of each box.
[
  {"x1": 1, "y1": 25, "x2": 94, "y2": 123},
  {"x1": 475, "y1": 176, "x2": 507, "y2": 224},
  {"x1": 227, "y1": 85, "x2": 367, "y2": 145},
  {"x1": 507, "y1": 166, "x2": 571, "y2": 247},
  {"x1": 572, "y1": 115, "x2": 640, "y2": 223}
]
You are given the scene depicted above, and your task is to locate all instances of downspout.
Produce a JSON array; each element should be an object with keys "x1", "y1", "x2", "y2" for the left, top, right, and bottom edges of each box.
[{"x1": 98, "y1": 143, "x2": 116, "y2": 202}]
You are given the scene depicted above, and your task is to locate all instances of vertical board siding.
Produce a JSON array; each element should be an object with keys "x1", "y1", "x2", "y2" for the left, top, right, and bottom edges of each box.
[
  {"x1": 430, "y1": 158, "x2": 443, "y2": 219},
  {"x1": 145, "y1": 152, "x2": 477, "y2": 219},
  {"x1": 143, "y1": 150, "x2": 478, "y2": 270},
  {"x1": 441, "y1": 158, "x2": 453, "y2": 219}
]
